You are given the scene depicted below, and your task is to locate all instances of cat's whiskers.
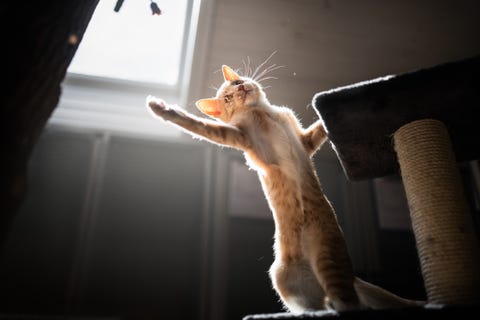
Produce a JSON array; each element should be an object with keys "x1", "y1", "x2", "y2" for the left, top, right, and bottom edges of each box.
[
  {"x1": 242, "y1": 60, "x2": 248, "y2": 78},
  {"x1": 251, "y1": 51, "x2": 277, "y2": 79},
  {"x1": 254, "y1": 64, "x2": 284, "y2": 82},
  {"x1": 247, "y1": 56, "x2": 253, "y2": 77},
  {"x1": 242, "y1": 56, "x2": 253, "y2": 78},
  {"x1": 256, "y1": 76, "x2": 278, "y2": 83}
]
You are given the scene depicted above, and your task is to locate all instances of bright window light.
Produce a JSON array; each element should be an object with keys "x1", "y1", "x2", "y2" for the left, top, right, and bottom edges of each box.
[
  {"x1": 51, "y1": 0, "x2": 202, "y2": 136},
  {"x1": 68, "y1": 0, "x2": 188, "y2": 85}
]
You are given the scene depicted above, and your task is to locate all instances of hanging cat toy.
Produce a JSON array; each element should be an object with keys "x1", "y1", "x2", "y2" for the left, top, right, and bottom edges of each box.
[{"x1": 114, "y1": 0, "x2": 162, "y2": 15}]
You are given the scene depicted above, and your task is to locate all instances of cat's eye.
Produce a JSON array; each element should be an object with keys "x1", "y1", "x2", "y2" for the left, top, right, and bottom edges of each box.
[
  {"x1": 224, "y1": 94, "x2": 233, "y2": 103},
  {"x1": 232, "y1": 80, "x2": 243, "y2": 86}
]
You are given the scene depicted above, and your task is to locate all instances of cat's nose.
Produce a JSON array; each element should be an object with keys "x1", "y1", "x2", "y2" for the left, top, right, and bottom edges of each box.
[{"x1": 238, "y1": 84, "x2": 245, "y2": 91}]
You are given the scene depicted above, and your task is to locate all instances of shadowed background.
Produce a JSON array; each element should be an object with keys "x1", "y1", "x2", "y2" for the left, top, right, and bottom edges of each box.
[{"x1": 1, "y1": 1, "x2": 479, "y2": 320}]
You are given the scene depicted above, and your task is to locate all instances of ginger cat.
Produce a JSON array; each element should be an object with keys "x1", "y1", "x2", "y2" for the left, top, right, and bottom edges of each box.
[{"x1": 146, "y1": 64, "x2": 422, "y2": 313}]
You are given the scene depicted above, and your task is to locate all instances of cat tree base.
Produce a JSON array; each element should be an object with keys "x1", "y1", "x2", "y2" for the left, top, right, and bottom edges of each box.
[{"x1": 244, "y1": 304, "x2": 480, "y2": 320}]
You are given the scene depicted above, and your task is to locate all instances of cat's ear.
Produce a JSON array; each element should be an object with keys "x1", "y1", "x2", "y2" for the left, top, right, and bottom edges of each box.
[
  {"x1": 196, "y1": 98, "x2": 222, "y2": 117},
  {"x1": 222, "y1": 65, "x2": 241, "y2": 81}
]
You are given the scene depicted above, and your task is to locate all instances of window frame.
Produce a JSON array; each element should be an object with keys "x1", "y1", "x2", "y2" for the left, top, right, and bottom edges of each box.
[{"x1": 49, "y1": 0, "x2": 206, "y2": 138}]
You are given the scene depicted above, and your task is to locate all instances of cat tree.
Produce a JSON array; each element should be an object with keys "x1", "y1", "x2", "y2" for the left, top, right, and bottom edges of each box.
[
  {"x1": 313, "y1": 55, "x2": 480, "y2": 306},
  {"x1": 245, "y1": 55, "x2": 480, "y2": 320}
]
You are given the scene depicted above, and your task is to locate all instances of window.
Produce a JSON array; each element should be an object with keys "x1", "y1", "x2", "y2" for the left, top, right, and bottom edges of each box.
[
  {"x1": 50, "y1": 0, "x2": 202, "y2": 137},
  {"x1": 69, "y1": 0, "x2": 188, "y2": 85}
]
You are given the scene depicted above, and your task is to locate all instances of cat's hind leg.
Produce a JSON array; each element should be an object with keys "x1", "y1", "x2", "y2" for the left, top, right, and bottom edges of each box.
[
  {"x1": 269, "y1": 258, "x2": 326, "y2": 313},
  {"x1": 305, "y1": 224, "x2": 360, "y2": 311}
]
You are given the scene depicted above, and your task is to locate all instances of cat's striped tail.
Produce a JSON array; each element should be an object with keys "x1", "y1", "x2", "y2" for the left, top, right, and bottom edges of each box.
[{"x1": 354, "y1": 277, "x2": 425, "y2": 309}]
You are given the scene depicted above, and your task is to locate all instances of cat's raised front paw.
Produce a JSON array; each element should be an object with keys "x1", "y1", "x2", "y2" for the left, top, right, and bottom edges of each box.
[
  {"x1": 146, "y1": 95, "x2": 171, "y2": 119},
  {"x1": 147, "y1": 95, "x2": 166, "y2": 111}
]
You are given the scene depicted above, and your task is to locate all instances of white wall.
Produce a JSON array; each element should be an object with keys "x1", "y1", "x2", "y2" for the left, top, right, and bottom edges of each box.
[{"x1": 190, "y1": 0, "x2": 480, "y2": 122}]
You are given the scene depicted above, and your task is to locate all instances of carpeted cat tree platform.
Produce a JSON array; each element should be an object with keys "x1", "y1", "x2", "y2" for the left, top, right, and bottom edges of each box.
[{"x1": 244, "y1": 56, "x2": 480, "y2": 319}]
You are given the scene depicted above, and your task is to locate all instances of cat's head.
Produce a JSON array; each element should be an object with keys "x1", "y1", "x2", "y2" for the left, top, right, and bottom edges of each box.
[{"x1": 195, "y1": 65, "x2": 268, "y2": 123}]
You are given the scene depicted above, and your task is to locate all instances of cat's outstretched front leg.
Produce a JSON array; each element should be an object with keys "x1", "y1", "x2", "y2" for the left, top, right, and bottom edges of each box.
[
  {"x1": 147, "y1": 96, "x2": 248, "y2": 149},
  {"x1": 302, "y1": 120, "x2": 328, "y2": 156},
  {"x1": 284, "y1": 110, "x2": 327, "y2": 156}
]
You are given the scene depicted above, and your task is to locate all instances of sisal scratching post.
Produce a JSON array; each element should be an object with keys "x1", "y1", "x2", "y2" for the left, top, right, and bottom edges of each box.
[{"x1": 394, "y1": 119, "x2": 480, "y2": 305}]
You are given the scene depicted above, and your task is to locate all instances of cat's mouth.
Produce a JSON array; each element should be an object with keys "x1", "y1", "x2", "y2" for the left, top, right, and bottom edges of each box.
[
  {"x1": 235, "y1": 90, "x2": 252, "y2": 103},
  {"x1": 236, "y1": 84, "x2": 254, "y2": 96}
]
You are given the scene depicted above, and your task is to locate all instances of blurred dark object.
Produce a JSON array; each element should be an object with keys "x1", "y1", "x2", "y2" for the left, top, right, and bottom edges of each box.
[
  {"x1": 114, "y1": 0, "x2": 124, "y2": 12},
  {"x1": 0, "y1": 0, "x2": 100, "y2": 244},
  {"x1": 150, "y1": 1, "x2": 162, "y2": 15}
]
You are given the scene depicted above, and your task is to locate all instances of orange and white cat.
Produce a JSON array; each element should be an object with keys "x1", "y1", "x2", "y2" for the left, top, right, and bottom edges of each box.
[{"x1": 147, "y1": 64, "x2": 422, "y2": 313}]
